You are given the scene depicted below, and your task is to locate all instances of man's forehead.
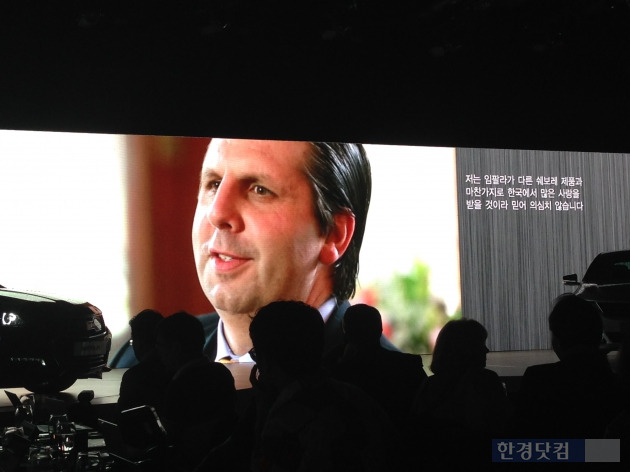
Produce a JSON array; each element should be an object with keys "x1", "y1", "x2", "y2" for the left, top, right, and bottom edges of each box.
[{"x1": 205, "y1": 138, "x2": 311, "y2": 165}]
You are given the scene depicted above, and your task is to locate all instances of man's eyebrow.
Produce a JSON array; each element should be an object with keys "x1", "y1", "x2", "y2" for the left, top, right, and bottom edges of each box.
[
  {"x1": 199, "y1": 168, "x2": 220, "y2": 181},
  {"x1": 240, "y1": 171, "x2": 273, "y2": 183},
  {"x1": 200, "y1": 167, "x2": 276, "y2": 185}
]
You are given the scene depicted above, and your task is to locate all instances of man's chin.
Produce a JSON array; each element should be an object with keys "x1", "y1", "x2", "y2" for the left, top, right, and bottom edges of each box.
[{"x1": 210, "y1": 294, "x2": 261, "y2": 318}]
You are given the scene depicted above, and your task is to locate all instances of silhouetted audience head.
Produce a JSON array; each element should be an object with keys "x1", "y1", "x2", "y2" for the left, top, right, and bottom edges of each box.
[
  {"x1": 249, "y1": 300, "x2": 324, "y2": 385},
  {"x1": 129, "y1": 309, "x2": 164, "y2": 362},
  {"x1": 548, "y1": 293, "x2": 603, "y2": 357},
  {"x1": 430, "y1": 318, "x2": 489, "y2": 374},
  {"x1": 342, "y1": 303, "x2": 383, "y2": 347},
  {"x1": 155, "y1": 311, "x2": 205, "y2": 376}
]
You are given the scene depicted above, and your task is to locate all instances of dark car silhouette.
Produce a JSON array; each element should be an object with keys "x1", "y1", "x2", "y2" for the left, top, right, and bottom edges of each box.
[
  {"x1": 0, "y1": 285, "x2": 111, "y2": 393},
  {"x1": 563, "y1": 250, "x2": 630, "y2": 345}
]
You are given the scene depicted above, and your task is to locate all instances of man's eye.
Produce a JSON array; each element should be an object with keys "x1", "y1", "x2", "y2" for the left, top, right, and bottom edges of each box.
[
  {"x1": 206, "y1": 180, "x2": 221, "y2": 191},
  {"x1": 252, "y1": 185, "x2": 271, "y2": 196}
]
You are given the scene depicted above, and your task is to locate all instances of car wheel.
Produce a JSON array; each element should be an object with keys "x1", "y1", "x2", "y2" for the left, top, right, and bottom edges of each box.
[{"x1": 24, "y1": 374, "x2": 78, "y2": 394}]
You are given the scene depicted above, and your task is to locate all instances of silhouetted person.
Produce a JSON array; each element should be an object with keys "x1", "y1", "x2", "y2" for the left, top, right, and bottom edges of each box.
[
  {"x1": 200, "y1": 300, "x2": 400, "y2": 472},
  {"x1": 410, "y1": 318, "x2": 511, "y2": 467},
  {"x1": 513, "y1": 293, "x2": 621, "y2": 438},
  {"x1": 68, "y1": 389, "x2": 99, "y2": 429},
  {"x1": 606, "y1": 338, "x2": 630, "y2": 442},
  {"x1": 156, "y1": 311, "x2": 237, "y2": 472},
  {"x1": 606, "y1": 334, "x2": 630, "y2": 463},
  {"x1": 330, "y1": 304, "x2": 427, "y2": 432},
  {"x1": 117, "y1": 309, "x2": 169, "y2": 416}
]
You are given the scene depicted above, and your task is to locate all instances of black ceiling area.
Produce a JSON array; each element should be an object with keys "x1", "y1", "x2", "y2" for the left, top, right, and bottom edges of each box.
[{"x1": 1, "y1": 0, "x2": 630, "y2": 151}]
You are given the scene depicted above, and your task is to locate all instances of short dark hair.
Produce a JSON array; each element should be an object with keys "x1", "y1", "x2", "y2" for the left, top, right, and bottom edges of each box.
[
  {"x1": 250, "y1": 300, "x2": 324, "y2": 376},
  {"x1": 305, "y1": 143, "x2": 371, "y2": 301},
  {"x1": 430, "y1": 318, "x2": 488, "y2": 374},
  {"x1": 128, "y1": 309, "x2": 164, "y2": 360},
  {"x1": 156, "y1": 311, "x2": 205, "y2": 356},
  {"x1": 342, "y1": 303, "x2": 383, "y2": 345},
  {"x1": 548, "y1": 293, "x2": 603, "y2": 348},
  {"x1": 129, "y1": 309, "x2": 163, "y2": 346}
]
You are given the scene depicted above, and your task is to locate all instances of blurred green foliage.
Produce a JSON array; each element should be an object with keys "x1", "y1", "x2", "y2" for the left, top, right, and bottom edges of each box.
[{"x1": 365, "y1": 260, "x2": 460, "y2": 354}]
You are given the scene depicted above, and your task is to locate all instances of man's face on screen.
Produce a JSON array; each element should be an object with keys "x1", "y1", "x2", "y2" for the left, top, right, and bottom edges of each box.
[{"x1": 192, "y1": 139, "x2": 334, "y2": 317}]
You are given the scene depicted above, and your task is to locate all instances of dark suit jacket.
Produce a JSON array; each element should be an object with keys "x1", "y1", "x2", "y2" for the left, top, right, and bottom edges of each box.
[
  {"x1": 331, "y1": 347, "x2": 427, "y2": 431},
  {"x1": 512, "y1": 349, "x2": 621, "y2": 438},
  {"x1": 110, "y1": 300, "x2": 399, "y2": 368}
]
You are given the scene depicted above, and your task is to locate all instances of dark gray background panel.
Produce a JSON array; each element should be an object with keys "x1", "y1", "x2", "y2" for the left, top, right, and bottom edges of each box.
[{"x1": 456, "y1": 148, "x2": 630, "y2": 351}]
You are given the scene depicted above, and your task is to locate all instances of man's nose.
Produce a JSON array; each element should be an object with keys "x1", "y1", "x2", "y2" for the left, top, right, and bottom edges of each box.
[{"x1": 205, "y1": 182, "x2": 242, "y2": 231}]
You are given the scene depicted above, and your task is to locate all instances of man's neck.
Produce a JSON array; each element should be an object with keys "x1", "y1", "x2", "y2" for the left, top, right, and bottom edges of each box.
[{"x1": 218, "y1": 311, "x2": 255, "y2": 356}]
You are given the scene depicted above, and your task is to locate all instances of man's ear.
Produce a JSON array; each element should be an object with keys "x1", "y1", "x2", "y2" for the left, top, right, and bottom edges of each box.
[{"x1": 319, "y1": 211, "x2": 355, "y2": 265}]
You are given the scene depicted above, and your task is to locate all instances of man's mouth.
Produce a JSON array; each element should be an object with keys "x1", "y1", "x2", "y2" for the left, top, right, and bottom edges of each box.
[
  {"x1": 210, "y1": 249, "x2": 247, "y2": 263},
  {"x1": 201, "y1": 242, "x2": 250, "y2": 268},
  {"x1": 210, "y1": 251, "x2": 250, "y2": 272}
]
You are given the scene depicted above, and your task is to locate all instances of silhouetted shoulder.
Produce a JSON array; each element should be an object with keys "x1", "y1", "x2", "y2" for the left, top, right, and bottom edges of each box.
[
  {"x1": 382, "y1": 349, "x2": 424, "y2": 364},
  {"x1": 515, "y1": 355, "x2": 620, "y2": 438},
  {"x1": 521, "y1": 362, "x2": 560, "y2": 384},
  {"x1": 468, "y1": 368, "x2": 507, "y2": 396},
  {"x1": 476, "y1": 366, "x2": 503, "y2": 381}
]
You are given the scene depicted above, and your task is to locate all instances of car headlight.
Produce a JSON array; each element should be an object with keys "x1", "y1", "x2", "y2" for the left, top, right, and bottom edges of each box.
[{"x1": 2, "y1": 311, "x2": 25, "y2": 327}]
